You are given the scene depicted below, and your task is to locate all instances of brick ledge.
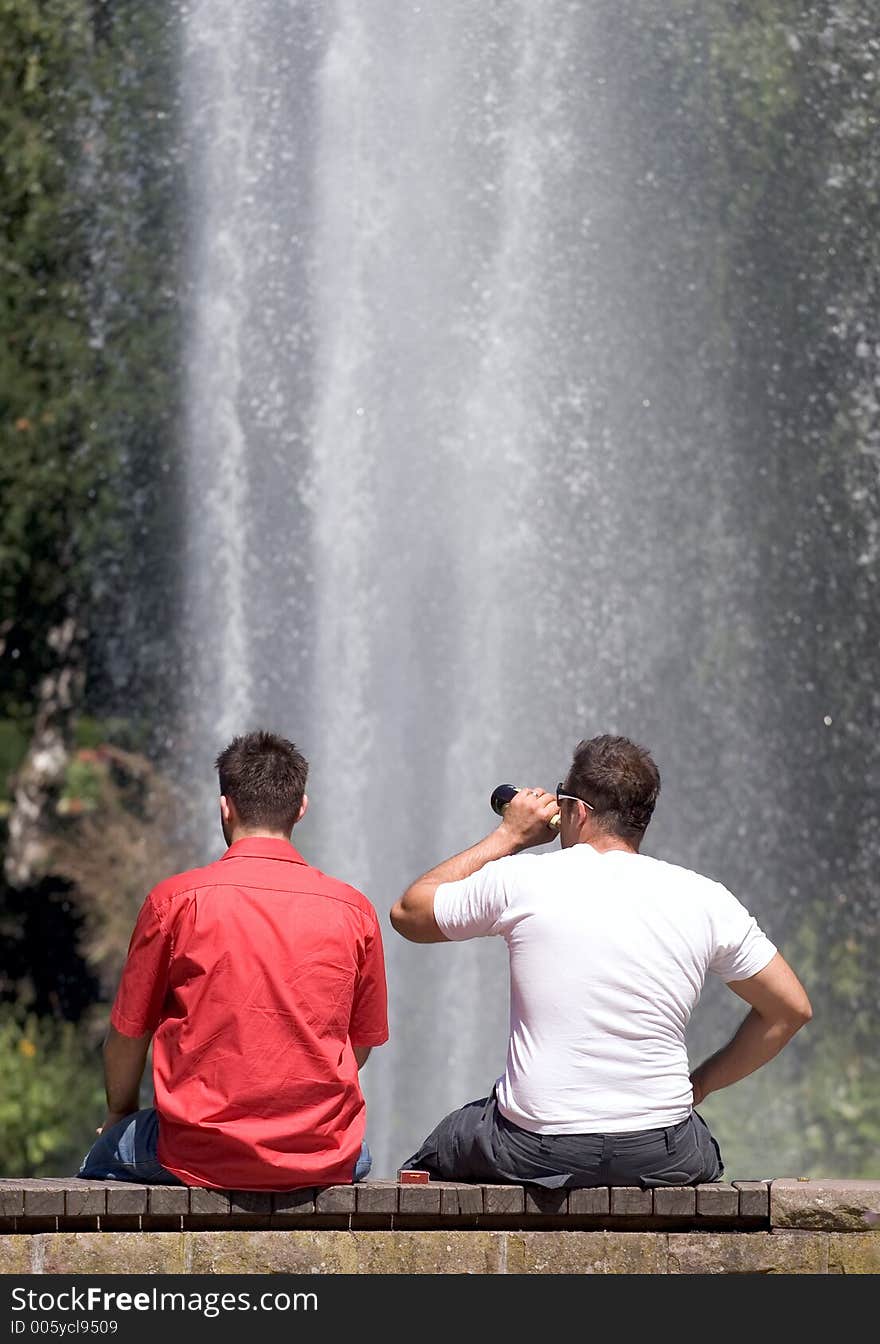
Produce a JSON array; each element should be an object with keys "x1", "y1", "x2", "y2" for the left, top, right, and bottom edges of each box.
[{"x1": 0, "y1": 1177, "x2": 877, "y2": 1234}]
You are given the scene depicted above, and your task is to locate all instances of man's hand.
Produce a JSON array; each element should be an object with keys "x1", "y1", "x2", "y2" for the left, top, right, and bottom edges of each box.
[
  {"x1": 689, "y1": 1072, "x2": 708, "y2": 1107},
  {"x1": 497, "y1": 787, "x2": 559, "y2": 850},
  {"x1": 96, "y1": 1106, "x2": 138, "y2": 1137}
]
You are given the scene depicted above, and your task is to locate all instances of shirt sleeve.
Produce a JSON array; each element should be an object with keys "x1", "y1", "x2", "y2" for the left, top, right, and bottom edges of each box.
[
  {"x1": 433, "y1": 857, "x2": 515, "y2": 941},
  {"x1": 110, "y1": 893, "x2": 173, "y2": 1038},
  {"x1": 349, "y1": 913, "x2": 390, "y2": 1046},
  {"x1": 708, "y1": 885, "x2": 778, "y2": 982}
]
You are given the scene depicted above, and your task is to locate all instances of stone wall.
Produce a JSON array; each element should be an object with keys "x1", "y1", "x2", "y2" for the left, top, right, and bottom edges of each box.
[{"x1": 1, "y1": 1177, "x2": 878, "y2": 1274}]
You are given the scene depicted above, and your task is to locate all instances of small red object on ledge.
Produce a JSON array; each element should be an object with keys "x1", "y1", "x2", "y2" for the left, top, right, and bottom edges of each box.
[{"x1": 398, "y1": 1169, "x2": 431, "y2": 1184}]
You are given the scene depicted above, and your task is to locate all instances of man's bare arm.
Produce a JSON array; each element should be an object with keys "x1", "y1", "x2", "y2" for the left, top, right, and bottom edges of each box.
[
  {"x1": 690, "y1": 952, "x2": 812, "y2": 1104},
  {"x1": 353, "y1": 1045, "x2": 372, "y2": 1069},
  {"x1": 389, "y1": 789, "x2": 558, "y2": 943},
  {"x1": 100, "y1": 1025, "x2": 152, "y2": 1132}
]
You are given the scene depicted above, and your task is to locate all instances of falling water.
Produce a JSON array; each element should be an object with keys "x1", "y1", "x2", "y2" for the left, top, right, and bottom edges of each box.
[{"x1": 176, "y1": 2, "x2": 880, "y2": 1178}]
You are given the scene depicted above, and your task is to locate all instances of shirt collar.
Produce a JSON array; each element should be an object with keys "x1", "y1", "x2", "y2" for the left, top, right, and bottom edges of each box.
[{"x1": 220, "y1": 837, "x2": 307, "y2": 865}]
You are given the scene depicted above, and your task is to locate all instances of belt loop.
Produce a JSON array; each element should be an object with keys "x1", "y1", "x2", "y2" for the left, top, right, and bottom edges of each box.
[{"x1": 664, "y1": 1126, "x2": 675, "y2": 1154}]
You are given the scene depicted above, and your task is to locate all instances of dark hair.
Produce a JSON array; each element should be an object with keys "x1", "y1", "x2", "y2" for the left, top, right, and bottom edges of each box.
[
  {"x1": 565, "y1": 734, "x2": 660, "y2": 842},
  {"x1": 214, "y1": 731, "x2": 308, "y2": 835}
]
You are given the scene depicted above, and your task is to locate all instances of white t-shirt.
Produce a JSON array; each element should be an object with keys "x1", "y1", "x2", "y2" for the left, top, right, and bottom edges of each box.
[{"x1": 433, "y1": 843, "x2": 777, "y2": 1133}]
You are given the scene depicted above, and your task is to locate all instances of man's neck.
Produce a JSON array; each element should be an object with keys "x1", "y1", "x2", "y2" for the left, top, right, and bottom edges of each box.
[
  {"x1": 591, "y1": 833, "x2": 639, "y2": 854},
  {"x1": 228, "y1": 828, "x2": 293, "y2": 845},
  {"x1": 581, "y1": 832, "x2": 639, "y2": 856}
]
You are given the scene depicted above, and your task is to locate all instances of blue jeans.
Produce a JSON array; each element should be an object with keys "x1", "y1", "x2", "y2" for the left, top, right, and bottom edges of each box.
[{"x1": 77, "y1": 1107, "x2": 373, "y2": 1185}]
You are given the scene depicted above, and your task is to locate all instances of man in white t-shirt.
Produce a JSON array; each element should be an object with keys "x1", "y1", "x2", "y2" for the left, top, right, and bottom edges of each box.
[{"x1": 390, "y1": 734, "x2": 812, "y2": 1188}]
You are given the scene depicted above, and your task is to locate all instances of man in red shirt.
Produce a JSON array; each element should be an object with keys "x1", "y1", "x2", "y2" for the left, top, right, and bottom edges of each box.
[{"x1": 77, "y1": 731, "x2": 388, "y2": 1189}]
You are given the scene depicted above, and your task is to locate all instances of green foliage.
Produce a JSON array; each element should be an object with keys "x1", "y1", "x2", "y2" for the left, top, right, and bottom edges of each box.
[
  {"x1": 61, "y1": 755, "x2": 103, "y2": 811},
  {"x1": 0, "y1": 1006, "x2": 103, "y2": 1176},
  {"x1": 0, "y1": 0, "x2": 98, "y2": 702},
  {"x1": 0, "y1": 6, "x2": 186, "y2": 1120},
  {"x1": 702, "y1": 1034, "x2": 880, "y2": 1181},
  {"x1": 0, "y1": 0, "x2": 184, "y2": 725},
  {"x1": 60, "y1": 718, "x2": 156, "y2": 811},
  {"x1": 74, "y1": 715, "x2": 147, "y2": 751}
]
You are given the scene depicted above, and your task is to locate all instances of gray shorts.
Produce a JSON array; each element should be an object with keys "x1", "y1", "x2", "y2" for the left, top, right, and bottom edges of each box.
[{"x1": 400, "y1": 1091, "x2": 723, "y2": 1189}]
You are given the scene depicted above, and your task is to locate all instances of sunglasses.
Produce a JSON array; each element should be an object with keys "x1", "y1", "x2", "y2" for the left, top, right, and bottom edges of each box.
[{"x1": 556, "y1": 782, "x2": 595, "y2": 812}]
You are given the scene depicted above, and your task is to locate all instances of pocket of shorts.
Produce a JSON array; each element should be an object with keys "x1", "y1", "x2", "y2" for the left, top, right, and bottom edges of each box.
[
  {"x1": 638, "y1": 1166, "x2": 699, "y2": 1188},
  {"x1": 637, "y1": 1137, "x2": 702, "y2": 1187}
]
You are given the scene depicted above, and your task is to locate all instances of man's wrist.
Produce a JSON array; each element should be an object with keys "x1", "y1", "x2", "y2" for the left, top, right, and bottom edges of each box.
[
  {"x1": 495, "y1": 820, "x2": 528, "y2": 855},
  {"x1": 105, "y1": 1098, "x2": 139, "y2": 1116},
  {"x1": 690, "y1": 1063, "x2": 713, "y2": 1103},
  {"x1": 415, "y1": 825, "x2": 525, "y2": 894}
]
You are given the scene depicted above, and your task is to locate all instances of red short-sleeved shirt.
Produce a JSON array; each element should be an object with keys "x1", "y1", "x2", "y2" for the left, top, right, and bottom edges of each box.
[{"x1": 111, "y1": 837, "x2": 389, "y2": 1189}]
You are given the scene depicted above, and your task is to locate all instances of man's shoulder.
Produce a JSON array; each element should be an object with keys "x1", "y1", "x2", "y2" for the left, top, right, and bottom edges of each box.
[
  {"x1": 629, "y1": 851, "x2": 740, "y2": 905},
  {"x1": 146, "y1": 858, "x2": 225, "y2": 907},
  {"x1": 301, "y1": 864, "x2": 380, "y2": 921},
  {"x1": 145, "y1": 855, "x2": 379, "y2": 923},
  {"x1": 545, "y1": 845, "x2": 735, "y2": 899},
  {"x1": 495, "y1": 844, "x2": 598, "y2": 879}
]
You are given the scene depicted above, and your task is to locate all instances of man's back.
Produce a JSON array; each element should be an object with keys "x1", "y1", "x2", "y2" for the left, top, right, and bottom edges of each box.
[
  {"x1": 393, "y1": 734, "x2": 809, "y2": 1190},
  {"x1": 112, "y1": 837, "x2": 388, "y2": 1189},
  {"x1": 434, "y1": 844, "x2": 777, "y2": 1132}
]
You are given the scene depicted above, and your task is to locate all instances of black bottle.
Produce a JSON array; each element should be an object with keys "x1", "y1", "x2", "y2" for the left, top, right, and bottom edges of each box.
[
  {"x1": 490, "y1": 783, "x2": 560, "y2": 830},
  {"x1": 490, "y1": 783, "x2": 521, "y2": 816}
]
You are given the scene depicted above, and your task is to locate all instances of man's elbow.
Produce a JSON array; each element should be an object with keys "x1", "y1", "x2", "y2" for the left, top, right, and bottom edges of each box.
[
  {"x1": 781, "y1": 996, "x2": 813, "y2": 1036},
  {"x1": 389, "y1": 897, "x2": 409, "y2": 936},
  {"x1": 390, "y1": 898, "x2": 423, "y2": 943},
  {"x1": 389, "y1": 888, "x2": 445, "y2": 944},
  {"x1": 390, "y1": 883, "x2": 425, "y2": 934},
  {"x1": 392, "y1": 897, "x2": 419, "y2": 940}
]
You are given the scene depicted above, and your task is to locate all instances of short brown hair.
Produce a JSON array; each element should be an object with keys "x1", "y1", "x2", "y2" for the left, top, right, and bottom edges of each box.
[
  {"x1": 214, "y1": 731, "x2": 308, "y2": 834},
  {"x1": 564, "y1": 734, "x2": 660, "y2": 841}
]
